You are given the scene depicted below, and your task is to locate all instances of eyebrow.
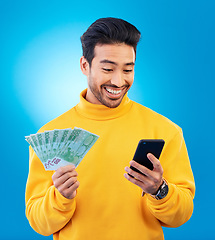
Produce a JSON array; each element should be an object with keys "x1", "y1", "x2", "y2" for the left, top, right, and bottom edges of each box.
[{"x1": 100, "y1": 59, "x2": 135, "y2": 66}]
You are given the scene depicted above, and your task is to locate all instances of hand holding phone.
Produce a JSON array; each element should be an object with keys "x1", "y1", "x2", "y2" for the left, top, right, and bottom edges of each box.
[{"x1": 129, "y1": 139, "x2": 165, "y2": 177}]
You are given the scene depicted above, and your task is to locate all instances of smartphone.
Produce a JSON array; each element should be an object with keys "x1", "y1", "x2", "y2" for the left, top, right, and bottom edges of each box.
[{"x1": 129, "y1": 139, "x2": 165, "y2": 177}]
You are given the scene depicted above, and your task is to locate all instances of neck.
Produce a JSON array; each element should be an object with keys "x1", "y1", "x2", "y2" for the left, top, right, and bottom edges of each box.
[{"x1": 75, "y1": 89, "x2": 133, "y2": 120}]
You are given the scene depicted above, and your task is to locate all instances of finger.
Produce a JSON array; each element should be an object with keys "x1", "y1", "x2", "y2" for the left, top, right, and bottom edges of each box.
[
  {"x1": 58, "y1": 176, "x2": 78, "y2": 192},
  {"x1": 128, "y1": 160, "x2": 163, "y2": 184},
  {"x1": 125, "y1": 166, "x2": 147, "y2": 182},
  {"x1": 53, "y1": 171, "x2": 78, "y2": 188},
  {"x1": 60, "y1": 180, "x2": 80, "y2": 199},
  {"x1": 147, "y1": 153, "x2": 162, "y2": 170},
  {"x1": 124, "y1": 172, "x2": 162, "y2": 195},
  {"x1": 129, "y1": 161, "x2": 151, "y2": 177},
  {"x1": 53, "y1": 165, "x2": 76, "y2": 179},
  {"x1": 67, "y1": 180, "x2": 80, "y2": 192},
  {"x1": 124, "y1": 173, "x2": 145, "y2": 189}
]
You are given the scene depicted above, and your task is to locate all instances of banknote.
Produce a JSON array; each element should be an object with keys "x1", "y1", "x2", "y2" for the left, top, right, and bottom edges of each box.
[
  {"x1": 25, "y1": 135, "x2": 42, "y2": 160},
  {"x1": 59, "y1": 128, "x2": 99, "y2": 166},
  {"x1": 25, "y1": 128, "x2": 99, "y2": 171},
  {"x1": 44, "y1": 130, "x2": 52, "y2": 160}
]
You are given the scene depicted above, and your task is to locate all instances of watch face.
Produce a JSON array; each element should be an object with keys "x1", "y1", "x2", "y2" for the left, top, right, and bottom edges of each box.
[
  {"x1": 160, "y1": 187, "x2": 167, "y2": 197},
  {"x1": 157, "y1": 182, "x2": 169, "y2": 199}
]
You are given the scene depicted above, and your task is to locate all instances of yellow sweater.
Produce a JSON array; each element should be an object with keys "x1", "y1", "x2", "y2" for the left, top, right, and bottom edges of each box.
[{"x1": 25, "y1": 89, "x2": 195, "y2": 240}]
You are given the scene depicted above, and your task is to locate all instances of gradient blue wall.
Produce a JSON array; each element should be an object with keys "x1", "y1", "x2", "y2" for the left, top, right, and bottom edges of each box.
[{"x1": 1, "y1": 1, "x2": 214, "y2": 239}]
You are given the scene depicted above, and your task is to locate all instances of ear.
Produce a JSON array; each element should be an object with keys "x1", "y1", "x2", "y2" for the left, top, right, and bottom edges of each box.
[{"x1": 80, "y1": 56, "x2": 90, "y2": 76}]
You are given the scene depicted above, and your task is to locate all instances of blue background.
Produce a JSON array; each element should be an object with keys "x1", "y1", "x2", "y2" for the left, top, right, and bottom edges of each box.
[{"x1": 1, "y1": 0, "x2": 214, "y2": 239}]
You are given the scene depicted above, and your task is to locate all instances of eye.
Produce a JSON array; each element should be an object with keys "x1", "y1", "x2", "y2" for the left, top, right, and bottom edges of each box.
[
  {"x1": 102, "y1": 68, "x2": 113, "y2": 72},
  {"x1": 124, "y1": 69, "x2": 133, "y2": 73}
]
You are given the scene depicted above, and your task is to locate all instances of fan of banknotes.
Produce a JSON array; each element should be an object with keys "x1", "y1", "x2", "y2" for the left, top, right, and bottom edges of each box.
[{"x1": 25, "y1": 128, "x2": 99, "y2": 171}]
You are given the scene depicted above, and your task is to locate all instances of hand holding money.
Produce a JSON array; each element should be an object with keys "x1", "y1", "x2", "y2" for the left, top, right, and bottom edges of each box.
[
  {"x1": 52, "y1": 165, "x2": 80, "y2": 199},
  {"x1": 25, "y1": 127, "x2": 99, "y2": 171}
]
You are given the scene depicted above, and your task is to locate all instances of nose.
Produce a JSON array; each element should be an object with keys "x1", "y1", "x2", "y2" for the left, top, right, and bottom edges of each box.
[{"x1": 110, "y1": 71, "x2": 125, "y2": 87}]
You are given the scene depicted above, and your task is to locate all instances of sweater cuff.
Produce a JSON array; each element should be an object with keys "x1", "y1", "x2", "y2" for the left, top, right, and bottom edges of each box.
[
  {"x1": 52, "y1": 186, "x2": 76, "y2": 210},
  {"x1": 146, "y1": 179, "x2": 173, "y2": 205}
]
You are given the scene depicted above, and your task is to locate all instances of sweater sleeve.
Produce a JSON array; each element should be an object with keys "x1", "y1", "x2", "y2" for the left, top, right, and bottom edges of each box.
[
  {"x1": 146, "y1": 129, "x2": 195, "y2": 228},
  {"x1": 25, "y1": 147, "x2": 76, "y2": 236}
]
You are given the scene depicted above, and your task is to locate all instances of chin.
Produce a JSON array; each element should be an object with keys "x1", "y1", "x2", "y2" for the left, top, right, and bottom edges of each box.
[{"x1": 102, "y1": 97, "x2": 124, "y2": 108}]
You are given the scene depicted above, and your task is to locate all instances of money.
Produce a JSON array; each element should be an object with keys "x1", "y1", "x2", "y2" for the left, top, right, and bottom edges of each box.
[{"x1": 25, "y1": 128, "x2": 99, "y2": 171}]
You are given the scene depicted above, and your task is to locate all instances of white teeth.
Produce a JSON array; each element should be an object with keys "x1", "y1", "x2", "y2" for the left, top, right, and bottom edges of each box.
[{"x1": 105, "y1": 88, "x2": 122, "y2": 95}]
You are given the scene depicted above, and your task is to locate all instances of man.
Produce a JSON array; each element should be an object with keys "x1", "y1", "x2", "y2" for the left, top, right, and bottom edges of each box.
[{"x1": 25, "y1": 17, "x2": 195, "y2": 240}]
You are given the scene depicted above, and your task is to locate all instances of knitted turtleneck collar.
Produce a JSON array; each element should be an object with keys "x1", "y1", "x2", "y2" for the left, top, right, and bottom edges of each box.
[{"x1": 75, "y1": 89, "x2": 133, "y2": 121}]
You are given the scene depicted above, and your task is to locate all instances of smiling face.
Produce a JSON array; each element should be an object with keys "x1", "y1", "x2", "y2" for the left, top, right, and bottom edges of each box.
[{"x1": 80, "y1": 43, "x2": 136, "y2": 108}]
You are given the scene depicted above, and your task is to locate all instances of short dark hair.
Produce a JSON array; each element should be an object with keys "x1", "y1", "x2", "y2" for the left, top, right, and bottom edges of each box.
[{"x1": 80, "y1": 17, "x2": 141, "y2": 66}]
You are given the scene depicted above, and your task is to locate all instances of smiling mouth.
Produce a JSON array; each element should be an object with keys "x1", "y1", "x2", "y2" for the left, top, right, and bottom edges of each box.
[{"x1": 104, "y1": 87, "x2": 122, "y2": 95}]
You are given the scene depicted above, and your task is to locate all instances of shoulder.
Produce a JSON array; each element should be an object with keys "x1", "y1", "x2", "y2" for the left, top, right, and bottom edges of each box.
[{"x1": 130, "y1": 100, "x2": 182, "y2": 135}]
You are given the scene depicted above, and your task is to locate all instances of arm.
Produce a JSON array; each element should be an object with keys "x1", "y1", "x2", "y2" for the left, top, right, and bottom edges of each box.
[
  {"x1": 124, "y1": 130, "x2": 195, "y2": 227},
  {"x1": 25, "y1": 147, "x2": 79, "y2": 236}
]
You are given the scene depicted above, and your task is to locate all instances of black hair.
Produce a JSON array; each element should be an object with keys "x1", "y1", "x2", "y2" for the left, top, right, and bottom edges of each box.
[{"x1": 80, "y1": 17, "x2": 141, "y2": 66}]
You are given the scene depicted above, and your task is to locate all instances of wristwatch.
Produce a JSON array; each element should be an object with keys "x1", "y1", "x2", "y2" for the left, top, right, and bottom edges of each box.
[{"x1": 150, "y1": 179, "x2": 169, "y2": 200}]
